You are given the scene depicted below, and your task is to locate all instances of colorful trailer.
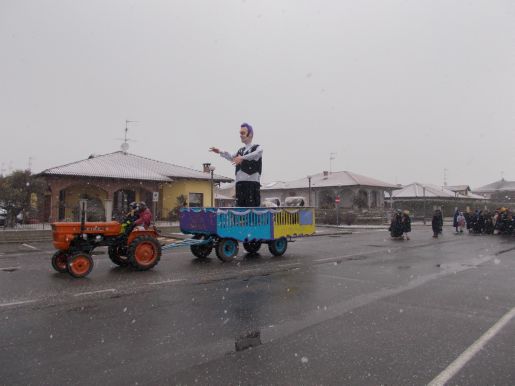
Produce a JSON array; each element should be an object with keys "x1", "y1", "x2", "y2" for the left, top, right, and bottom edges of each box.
[
  {"x1": 49, "y1": 207, "x2": 316, "y2": 278},
  {"x1": 172, "y1": 207, "x2": 316, "y2": 262}
]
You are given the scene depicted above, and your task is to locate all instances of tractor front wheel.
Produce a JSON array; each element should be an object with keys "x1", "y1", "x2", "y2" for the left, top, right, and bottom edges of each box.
[
  {"x1": 67, "y1": 253, "x2": 94, "y2": 278},
  {"x1": 51, "y1": 251, "x2": 69, "y2": 273},
  {"x1": 128, "y1": 236, "x2": 162, "y2": 270}
]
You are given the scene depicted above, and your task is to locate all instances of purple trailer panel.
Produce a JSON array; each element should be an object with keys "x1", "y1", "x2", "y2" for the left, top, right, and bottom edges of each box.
[{"x1": 179, "y1": 208, "x2": 217, "y2": 234}]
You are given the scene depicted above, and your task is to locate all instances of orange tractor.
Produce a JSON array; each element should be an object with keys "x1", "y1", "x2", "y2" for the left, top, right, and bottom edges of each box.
[{"x1": 51, "y1": 218, "x2": 162, "y2": 278}]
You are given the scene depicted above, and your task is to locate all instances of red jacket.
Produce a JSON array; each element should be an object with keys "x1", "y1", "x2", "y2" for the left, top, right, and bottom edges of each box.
[{"x1": 134, "y1": 208, "x2": 152, "y2": 229}]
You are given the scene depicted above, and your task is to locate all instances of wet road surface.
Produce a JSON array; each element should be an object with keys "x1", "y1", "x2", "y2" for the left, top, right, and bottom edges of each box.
[{"x1": 1, "y1": 226, "x2": 514, "y2": 385}]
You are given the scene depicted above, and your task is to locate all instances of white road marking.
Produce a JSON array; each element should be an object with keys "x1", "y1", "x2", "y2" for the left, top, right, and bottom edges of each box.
[
  {"x1": 314, "y1": 249, "x2": 395, "y2": 263},
  {"x1": 0, "y1": 266, "x2": 21, "y2": 271},
  {"x1": 428, "y1": 307, "x2": 515, "y2": 386},
  {"x1": 74, "y1": 288, "x2": 116, "y2": 297},
  {"x1": 0, "y1": 299, "x2": 36, "y2": 307},
  {"x1": 314, "y1": 254, "x2": 359, "y2": 263},
  {"x1": 277, "y1": 263, "x2": 300, "y2": 268},
  {"x1": 148, "y1": 279, "x2": 185, "y2": 285},
  {"x1": 21, "y1": 243, "x2": 38, "y2": 250}
]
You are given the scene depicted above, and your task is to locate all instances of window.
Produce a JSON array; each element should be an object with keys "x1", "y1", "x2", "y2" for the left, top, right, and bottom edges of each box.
[{"x1": 188, "y1": 193, "x2": 203, "y2": 208}]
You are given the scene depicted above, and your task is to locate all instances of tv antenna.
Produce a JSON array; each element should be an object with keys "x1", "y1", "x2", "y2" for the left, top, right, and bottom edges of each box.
[
  {"x1": 116, "y1": 120, "x2": 138, "y2": 153},
  {"x1": 329, "y1": 152, "x2": 337, "y2": 173}
]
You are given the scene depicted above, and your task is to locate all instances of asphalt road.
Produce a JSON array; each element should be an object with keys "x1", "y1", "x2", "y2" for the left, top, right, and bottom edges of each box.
[{"x1": 1, "y1": 226, "x2": 514, "y2": 385}]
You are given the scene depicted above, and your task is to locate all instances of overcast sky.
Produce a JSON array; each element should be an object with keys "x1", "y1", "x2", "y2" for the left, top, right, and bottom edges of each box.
[{"x1": 1, "y1": 0, "x2": 514, "y2": 188}]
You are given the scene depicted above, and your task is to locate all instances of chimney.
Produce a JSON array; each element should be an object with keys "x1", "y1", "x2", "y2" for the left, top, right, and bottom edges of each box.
[
  {"x1": 203, "y1": 163, "x2": 211, "y2": 173},
  {"x1": 323, "y1": 171, "x2": 329, "y2": 177}
]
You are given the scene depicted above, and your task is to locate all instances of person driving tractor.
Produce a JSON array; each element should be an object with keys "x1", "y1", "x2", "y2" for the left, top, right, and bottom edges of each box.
[
  {"x1": 134, "y1": 201, "x2": 152, "y2": 230},
  {"x1": 120, "y1": 202, "x2": 139, "y2": 234}
]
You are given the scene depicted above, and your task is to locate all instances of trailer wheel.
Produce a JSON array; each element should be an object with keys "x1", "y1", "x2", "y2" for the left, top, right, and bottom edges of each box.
[
  {"x1": 215, "y1": 238, "x2": 239, "y2": 262},
  {"x1": 268, "y1": 237, "x2": 288, "y2": 256},
  {"x1": 128, "y1": 236, "x2": 161, "y2": 270},
  {"x1": 108, "y1": 245, "x2": 129, "y2": 266},
  {"x1": 51, "y1": 251, "x2": 69, "y2": 273},
  {"x1": 190, "y1": 234, "x2": 213, "y2": 258},
  {"x1": 243, "y1": 241, "x2": 262, "y2": 254},
  {"x1": 67, "y1": 253, "x2": 94, "y2": 278}
]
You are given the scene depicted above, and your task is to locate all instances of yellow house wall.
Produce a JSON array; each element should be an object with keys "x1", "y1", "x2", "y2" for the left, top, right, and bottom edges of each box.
[
  {"x1": 64, "y1": 185, "x2": 107, "y2": 220},
  {"x1": 162, "y1": 180, "x2": 213, "y2": 215}
]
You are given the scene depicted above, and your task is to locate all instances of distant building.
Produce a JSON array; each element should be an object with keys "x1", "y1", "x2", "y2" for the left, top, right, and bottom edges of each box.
[
  {"x1": 388, "y1": 182, "x2": 487, "y2": 218},
  {"x1": 473, "y1": 178, "x2": 515, "y2": 201},
  {"x1": 215, "y1": 192, "x2": 236, "y2": 207},
  {"x1": 445, "y1": 185, "x2": 472, "y2": 197},
  {"x1": 39, "y1": 151, "x2": 232, "y2": 222},
  {"x1": 261, "y1": 170, "x2": 398, "y2": 209}
]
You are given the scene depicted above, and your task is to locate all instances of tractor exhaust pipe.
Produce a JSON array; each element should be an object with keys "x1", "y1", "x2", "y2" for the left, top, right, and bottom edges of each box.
[{"x1": 80, "y1": 201, "x2": 86, "y2": 235}]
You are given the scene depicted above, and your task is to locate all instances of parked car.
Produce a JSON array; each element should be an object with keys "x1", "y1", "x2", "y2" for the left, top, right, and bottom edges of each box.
[
  {"x1": 263, "y1": 197, "x2": 281, "y2": 207},
  {"x1": 284, "y1": 196, "x2": 306, "y2": 207}
]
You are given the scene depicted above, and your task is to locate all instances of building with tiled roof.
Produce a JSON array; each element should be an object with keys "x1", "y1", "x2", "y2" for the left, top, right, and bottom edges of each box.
[
  {"x1": 261, "y1": 170, "x2": 399, "y2": 209},
  {"x1": 391, "y1": 183, "x2": 485, "y2": 200},
  {"x1": 39, "y1": 151, "x2": 232, "y2": 222},
  {"x1": 387, "y1": 182, "x2": 488, "y2": 219},
  {"x1": 444, "y1": 185, "x2": 472, "y2": 196},
  {"x1": 473, "y1": 178, "x2": 515, "y2": 201}
]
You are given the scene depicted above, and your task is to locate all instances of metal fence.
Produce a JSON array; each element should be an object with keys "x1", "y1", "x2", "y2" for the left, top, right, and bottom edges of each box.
[{"x1": 0, "y1": 220, "x2": 179, "y2": 231}]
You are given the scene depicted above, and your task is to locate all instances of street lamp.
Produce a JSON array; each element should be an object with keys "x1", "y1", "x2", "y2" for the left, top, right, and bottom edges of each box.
[
  {"x1": 307, "y1": 176, "x2": 312, "y2": 206},
  {"x1": 209, "y1": 165, "x2": 216, "y2": 207}
]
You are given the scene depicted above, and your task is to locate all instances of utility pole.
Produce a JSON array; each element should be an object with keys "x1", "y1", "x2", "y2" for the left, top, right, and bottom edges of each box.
[
  {"x1": 307, "y1": 176, "x2": 312, "y2": 206},
  {"x1": 423, "y1": 186, "x2": 427, "y2": 225}
]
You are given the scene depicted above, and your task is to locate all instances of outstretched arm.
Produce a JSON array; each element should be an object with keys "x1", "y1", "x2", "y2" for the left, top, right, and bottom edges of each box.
[{"x1": 210, "y1": 147, "x2": 234, "y2": 162}]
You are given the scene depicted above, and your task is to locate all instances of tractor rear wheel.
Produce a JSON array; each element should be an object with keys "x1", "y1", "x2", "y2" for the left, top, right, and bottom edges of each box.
[
  {"x1": 190, "y1": 234, "x2": 213, "y2": 258},
  {"x1": 67, "y1": 253, "x2": 94, "y2": 278},
  {"x1": 243, "y1": 241, "x2": 262, "y2": 254},
  {"x1": 108, "y1": 245, "x2": 129, "y2": 266},
  {"x1": 215, "y1": 238, "x2": 239, "y2": 262},
  {"x1": 51, "y1": 251, "x2": 69, "y2": 273},
  {"x1": 128, "y1": 236, "x2": 161, "y2": 270}
]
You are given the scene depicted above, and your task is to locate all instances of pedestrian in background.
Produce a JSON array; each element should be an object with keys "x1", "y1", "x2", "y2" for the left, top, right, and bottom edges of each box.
[
  {"x1": 457, "y1": 211, "x2": 466, "y2": 234},
  {"x1": 432, "y1": 209, "x2": 443, "y2": 238},
  {"x1": 453, "y1": 208, "x2": 460, "y2": 233},
  {"x1": 402, "y1": 210, "x2": 411, "y2": 240},
  {"x1": 389, "y1": 210, "x2": 404, "y2": 239}
]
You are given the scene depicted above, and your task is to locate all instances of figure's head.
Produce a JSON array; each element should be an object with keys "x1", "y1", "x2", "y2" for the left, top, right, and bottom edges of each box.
[
  {"x1": 129, "y1": 201, "x2": 138, "y2": 210},
  {"x1": 240, "y1": 123, "x2": 253, "y2": 144},
  {"x1": 139, "y1": 201, "x2": 147, "y2": 210}
]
